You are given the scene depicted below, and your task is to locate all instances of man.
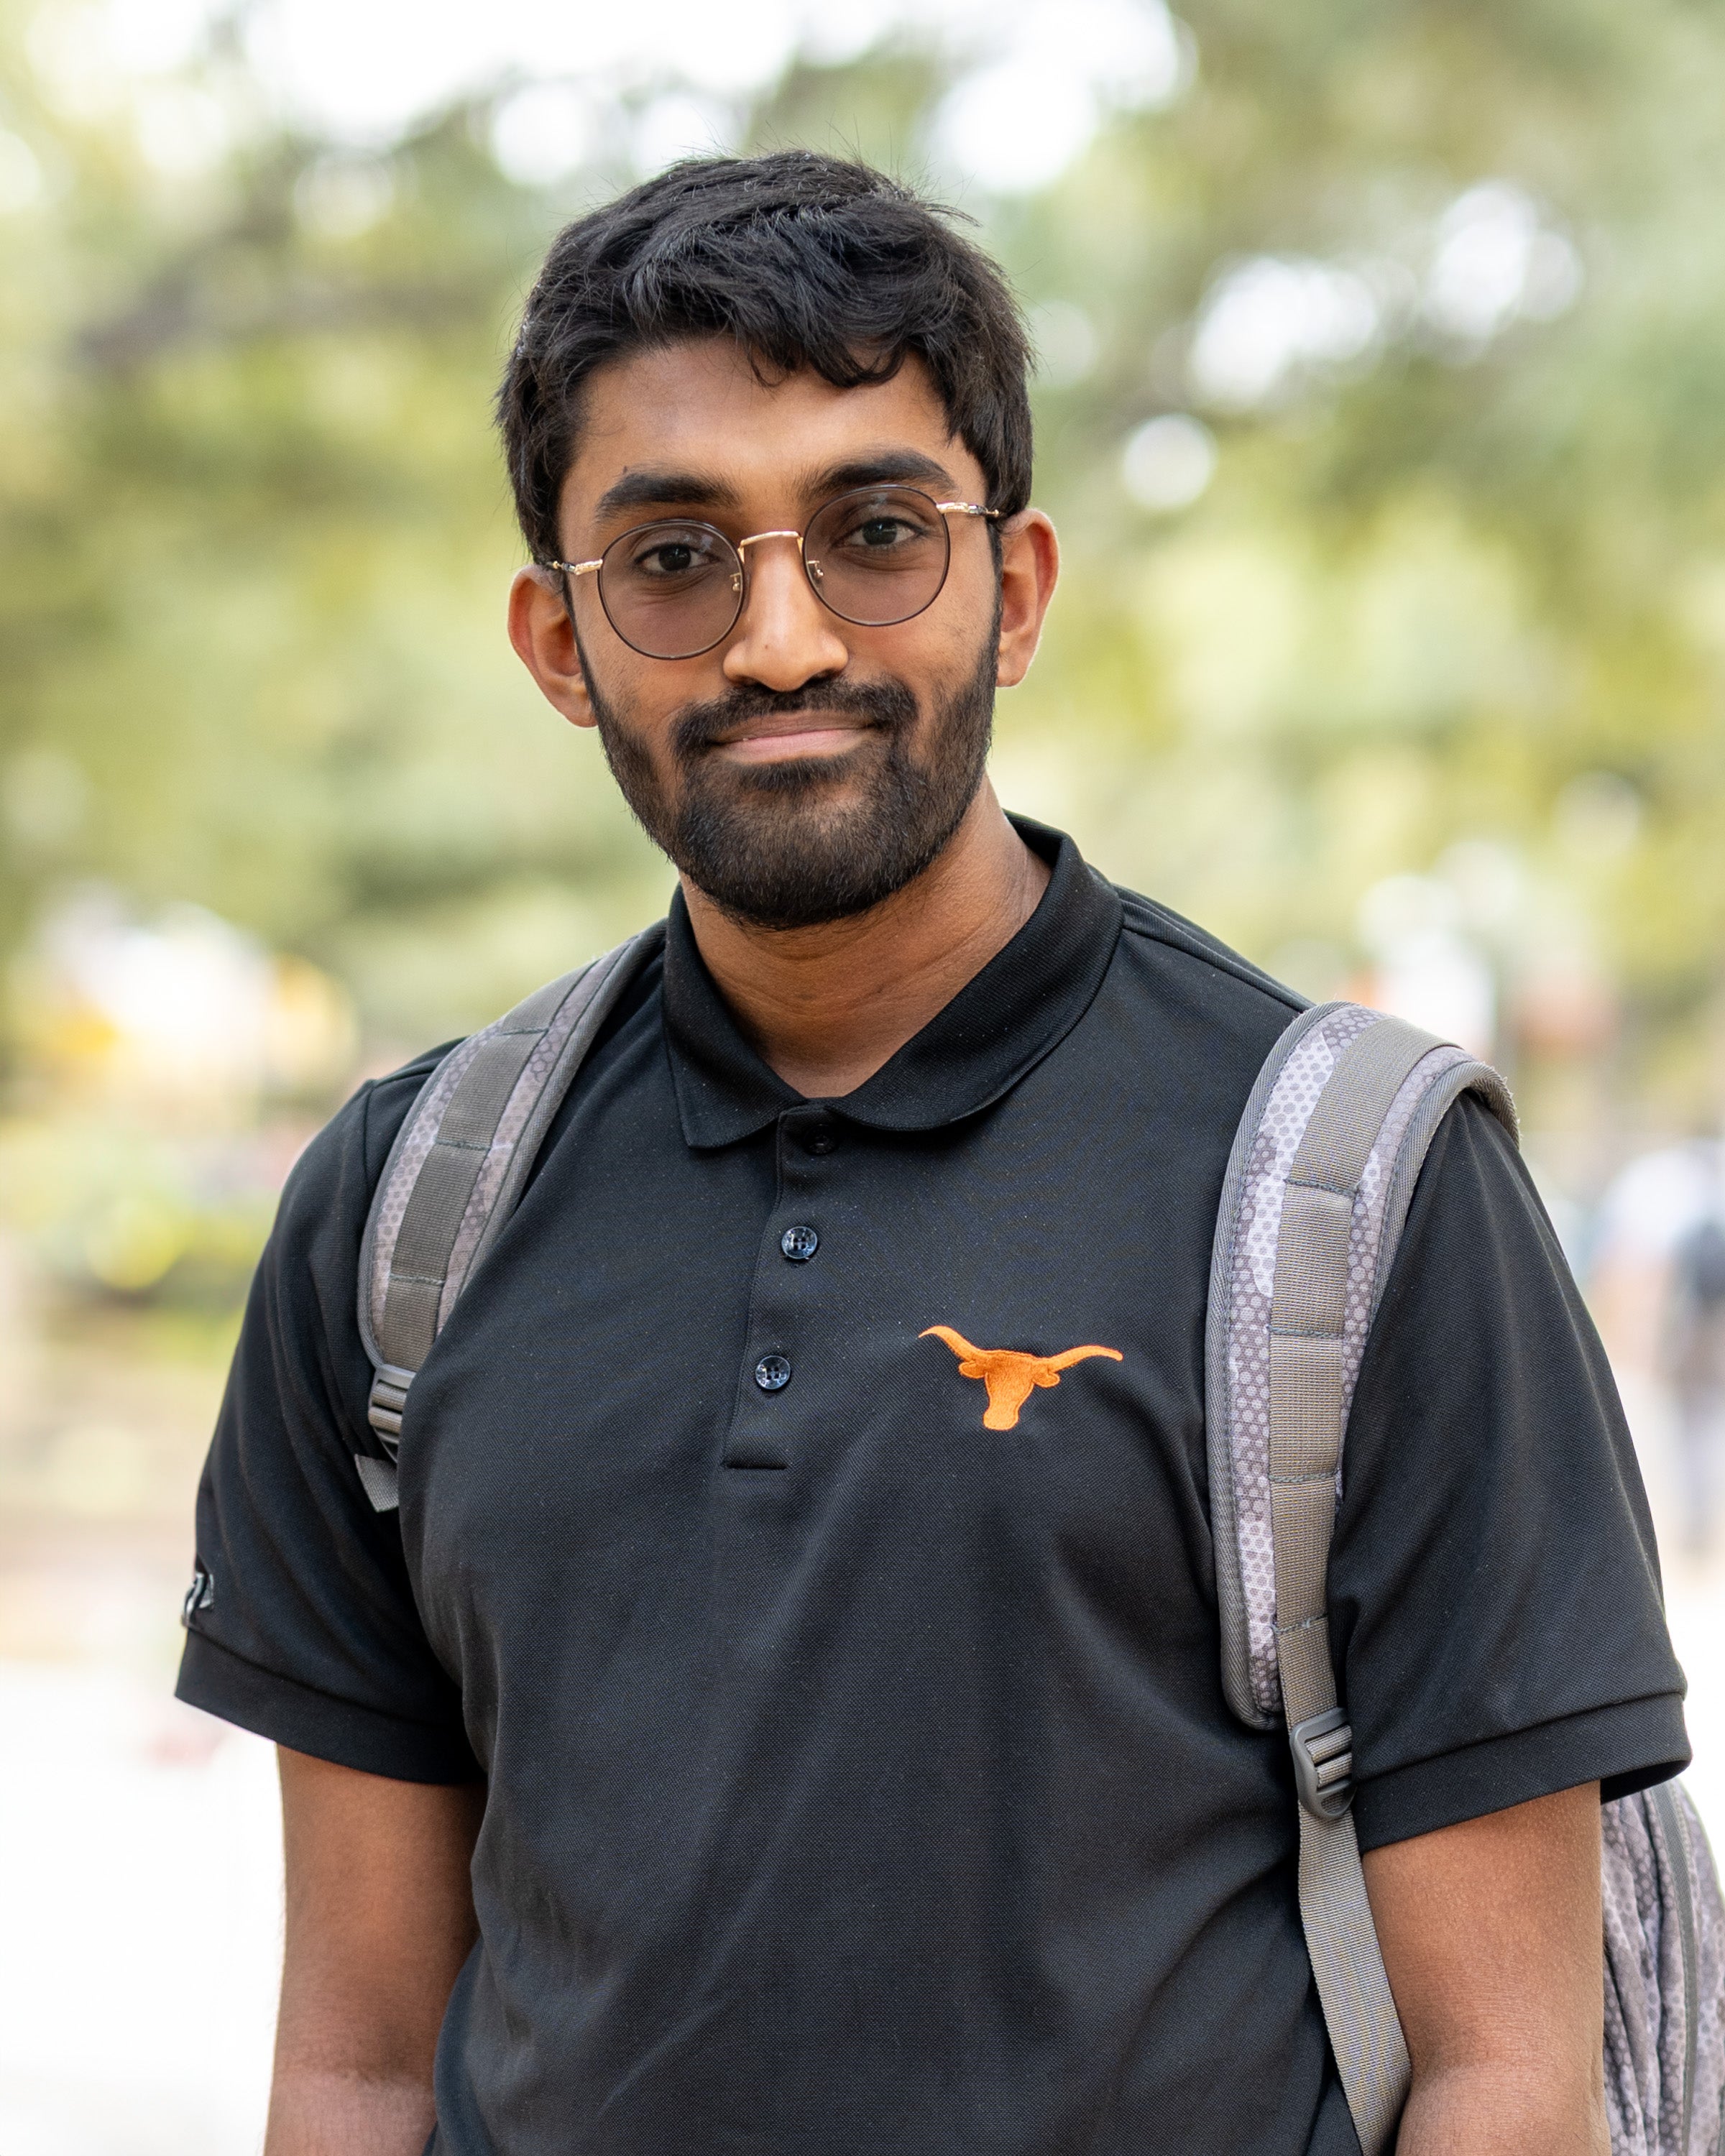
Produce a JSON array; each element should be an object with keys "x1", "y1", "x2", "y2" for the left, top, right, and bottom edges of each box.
[{"x1": 179, "y1": 152, "x2": 1686, "y2": 2155}]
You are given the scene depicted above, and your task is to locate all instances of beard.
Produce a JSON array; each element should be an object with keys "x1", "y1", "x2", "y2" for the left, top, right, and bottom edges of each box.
[{"x1": 582, "y1": 612, "x2": 1000, "y2": 931}]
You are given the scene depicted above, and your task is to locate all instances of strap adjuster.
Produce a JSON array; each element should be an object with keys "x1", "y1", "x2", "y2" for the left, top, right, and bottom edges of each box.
[
  {"x1": 367, "y1": 1363, "x2": 415, "y2": 1452},
  {"x1": 1290, "y1": 1706, "x2": 1355, "y2": 1818}
]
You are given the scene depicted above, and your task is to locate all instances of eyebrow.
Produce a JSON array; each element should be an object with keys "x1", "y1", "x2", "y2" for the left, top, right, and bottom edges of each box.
[
  {"x1": 807, "y1": 449, "x2": 960, "y2": 497},
  {"x1": 593, "y1": 469, "x2": 742, "y2": 520},
  {"x1": 589, "y1": 446, "x2": 964, "y2": 527}
]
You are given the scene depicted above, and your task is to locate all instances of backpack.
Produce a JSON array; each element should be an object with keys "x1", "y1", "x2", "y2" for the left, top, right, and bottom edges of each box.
[
  {"x1": 1207, "y1": 998, "x2": 1725, "y2": 2155},
  {"x1": 354, "y1": 936, "x2": 1724, "y2": 2156}
]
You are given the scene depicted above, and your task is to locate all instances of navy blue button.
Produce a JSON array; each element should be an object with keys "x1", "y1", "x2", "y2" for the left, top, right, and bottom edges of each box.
[
  {"x1": 803, "y1": 1117, "x2": 838, "y2": 1156},
  {"x1": 781, "y1": 1225, "x2": 819, "y2": 1263},
  {"x1": 754, "y1": 1354, "x2": 792, "y2": 1392}
]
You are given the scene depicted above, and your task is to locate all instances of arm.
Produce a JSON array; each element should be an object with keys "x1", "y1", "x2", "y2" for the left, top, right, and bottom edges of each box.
[
  {"x1": 1362, "y1": 1780, "x2": 1608, "y2": 2155},
  {"x1": 266, "y1": 1748, "x2": 486, "y2": 2156}
]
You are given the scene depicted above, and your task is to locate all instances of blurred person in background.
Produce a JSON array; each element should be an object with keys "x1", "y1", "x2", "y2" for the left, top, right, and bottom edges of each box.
[
  {"x1": 1593, "y1": 1129, "x2": 1725, "y2": 1554},
  {"x1": 175, "y1": 153, "x2": 1684, "y2": 2156},
  {"x1": 1663, "y1": 1143, "x2": 1725, "y2": 1551}
]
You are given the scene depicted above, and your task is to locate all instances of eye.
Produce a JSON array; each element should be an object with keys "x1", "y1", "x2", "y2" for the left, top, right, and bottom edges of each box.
[
  {"x1": 831, "y1": 510, "x2": 933, "y2": 556},
  {"x1": 635, "y1": 540, "x2": 703, "y2": 578},
  {"x1": 607, "y1": 520, "x2": 732, "y2": 584}
]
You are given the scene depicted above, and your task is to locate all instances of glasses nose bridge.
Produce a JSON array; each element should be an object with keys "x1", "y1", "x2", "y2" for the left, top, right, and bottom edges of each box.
[
  {"x1": 731, "y1": 525, "x2": 823, "y2": 625},
  {"x1": 733, "y1": 526, "x2": 807, "y2": 563}
]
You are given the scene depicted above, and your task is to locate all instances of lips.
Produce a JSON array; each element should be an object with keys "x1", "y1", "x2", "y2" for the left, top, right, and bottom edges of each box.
[
  {"x1": 670, "y1": 676, "x2": 918, "y2": 765},
  {"x1": 714, "y1": 715, "x2": 876, "y2": 760}
]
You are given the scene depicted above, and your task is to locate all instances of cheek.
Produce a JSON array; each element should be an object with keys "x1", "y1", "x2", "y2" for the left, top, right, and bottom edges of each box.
[
  {"x1": 932, "y1": 551, "x2": 1002, "y2": 659},
  {"x1": 586, "y1": 649, "x2": 704, "y2": 750},
  {"x1": 854, "y1": 587, "x2": 993, "y2": 696}
]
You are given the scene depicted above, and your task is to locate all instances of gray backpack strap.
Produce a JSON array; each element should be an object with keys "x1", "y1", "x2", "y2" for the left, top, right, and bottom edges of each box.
[
  {"x1": 1208, "y1": 1000, "x2": 1517, "y2": 2154},
  {"x1": 352, "y1": 926, "x2": 662, "y2": 1511}
]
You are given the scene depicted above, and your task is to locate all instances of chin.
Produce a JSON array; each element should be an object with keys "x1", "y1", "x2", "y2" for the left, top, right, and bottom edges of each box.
[{"x1": 704, "y1": 744, "x2": 891, "y2": 801}]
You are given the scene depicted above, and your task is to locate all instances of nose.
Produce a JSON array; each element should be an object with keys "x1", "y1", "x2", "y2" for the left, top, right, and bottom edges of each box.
[{"x1": 722, "y1": 535, "x2": 850, "y2": 692}]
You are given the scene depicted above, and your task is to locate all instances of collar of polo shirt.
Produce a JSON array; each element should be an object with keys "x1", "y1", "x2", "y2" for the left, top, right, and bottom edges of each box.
[{"x1": 661, "y1": 817, "x2": 1124, "y2": 1148}]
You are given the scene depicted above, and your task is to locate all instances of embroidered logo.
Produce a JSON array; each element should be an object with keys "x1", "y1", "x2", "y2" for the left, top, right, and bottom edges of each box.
[
  {"x1": 181, "y1": 1565, "x2": 214, "y2": 1627},
  {"x1": 920, "y1": 1326, "x2": 1123, "y2": 1430}
]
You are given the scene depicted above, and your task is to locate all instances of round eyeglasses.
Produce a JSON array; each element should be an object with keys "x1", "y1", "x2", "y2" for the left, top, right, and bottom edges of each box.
[{"x1": 546, "y1": 485, "x2": 1000, "y2": 662}]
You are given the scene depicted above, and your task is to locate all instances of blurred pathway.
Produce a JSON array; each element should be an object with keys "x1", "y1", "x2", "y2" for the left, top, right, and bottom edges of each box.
[
  {"x1": 0, "y1": 1672, "x2": 280, "y2": 2155},
  {"x1": 0, "y1": 1274, "x2": 281, "y2": 2154}
]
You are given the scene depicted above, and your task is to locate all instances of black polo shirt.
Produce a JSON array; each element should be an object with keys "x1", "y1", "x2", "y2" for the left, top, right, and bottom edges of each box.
[{"x1": 179, "y1": 819, "x2": 1686, "y2": 2156}]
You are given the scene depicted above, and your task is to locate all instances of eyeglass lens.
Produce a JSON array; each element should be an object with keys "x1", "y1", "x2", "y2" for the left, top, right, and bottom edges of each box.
[{"x1": 593, "y1": 487, "x2": 956, "y2": 660}]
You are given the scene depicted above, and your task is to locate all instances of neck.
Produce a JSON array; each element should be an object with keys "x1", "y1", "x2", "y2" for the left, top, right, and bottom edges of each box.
[{"x1": 680, "y1": 784, "x2": 1052, "y2": 1097}]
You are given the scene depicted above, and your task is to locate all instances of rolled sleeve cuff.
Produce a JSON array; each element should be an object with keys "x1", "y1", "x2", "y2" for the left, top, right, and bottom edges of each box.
[
  {"x1": 1353, "y1": 1692, "x2": 1690, "y2": 1852},
  {"x1": 176, "y1": 1629, "x2": 482, "y2": 1784}
]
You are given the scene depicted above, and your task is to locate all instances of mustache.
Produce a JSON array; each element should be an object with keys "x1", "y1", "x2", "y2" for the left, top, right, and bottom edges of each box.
[{"x1": 668, "y1": 676, "x2": 919, "y2": 760}]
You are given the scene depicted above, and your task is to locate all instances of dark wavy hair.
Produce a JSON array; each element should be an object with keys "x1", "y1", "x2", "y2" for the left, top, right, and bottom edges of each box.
[{"x1": 497, "y1": 151, "x2": 1034, "y2": 566}]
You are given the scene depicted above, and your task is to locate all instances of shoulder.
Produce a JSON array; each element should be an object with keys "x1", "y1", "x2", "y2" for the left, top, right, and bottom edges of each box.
[
  {"x1": 355, "y1": 1042, "x2": 461, "y2": 1172},
  {"x1": 1113, "y1": 885, "x2": 1305, "y2": 1018},
  {"x1": 1387, "y1": 1080, "x2": 1545, "y2": 1283},
  {"x1": 1100, "y1": 879, "x2": 1305, "y2": 1074},
  {"x1": 239, "y1": 1040, "x2": 464, "y2": 1429},
  {"x1": 274, "y1": 1040, "x2": 461, "y2": 1247}
]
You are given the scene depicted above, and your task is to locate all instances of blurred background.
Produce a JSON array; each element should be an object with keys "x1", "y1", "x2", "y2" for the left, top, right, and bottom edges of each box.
[{"x1": 3, "y1": 0, "x2": 1725, "y2": 2146}]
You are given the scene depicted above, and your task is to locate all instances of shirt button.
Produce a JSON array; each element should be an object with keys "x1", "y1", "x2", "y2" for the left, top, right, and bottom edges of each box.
[
  {"x1": 803, "y1": 1115, "x2": 838, "y2": 1156},
  {"x1": 754, "y1": 1353, "x2": 792, "y2": 1393},
  {"x1": 781, "y1": 1225, "x2": 819, "y2": 1263}
]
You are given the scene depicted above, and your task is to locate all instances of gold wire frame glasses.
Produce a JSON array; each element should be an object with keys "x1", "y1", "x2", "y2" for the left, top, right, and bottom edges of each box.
[{"x1": 546, "y1": 484, "x2": 1000, "y2": 660}]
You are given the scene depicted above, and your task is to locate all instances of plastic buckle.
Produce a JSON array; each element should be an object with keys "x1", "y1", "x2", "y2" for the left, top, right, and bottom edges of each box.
[
  {"x1": 367, "y1": 1363, "x2": 414, "y2": 1455},
  {"x1": 1289, "y1": 1706, "x2": 1355, "y2": 1819}
]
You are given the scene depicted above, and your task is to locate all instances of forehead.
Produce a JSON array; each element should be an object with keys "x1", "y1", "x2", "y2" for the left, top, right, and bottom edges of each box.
[{"x1": 558, "y1": 337, "x2": 979, "y2": 525}]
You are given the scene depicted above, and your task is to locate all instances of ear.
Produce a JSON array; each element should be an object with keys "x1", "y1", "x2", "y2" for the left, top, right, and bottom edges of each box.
[
  {"x1": 994, "y1": 510, "x2": 1059, "y2": 691},
  {"x1": 508, "y1": 566, "x2": 597, "y2": 729}
]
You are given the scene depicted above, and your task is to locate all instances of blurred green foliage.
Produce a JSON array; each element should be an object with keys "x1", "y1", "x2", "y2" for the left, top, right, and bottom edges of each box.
[
  {"x1": 2, "y1": 0, "x2": 1724, "y2": 1137},
  {"x1": 0, "y1": 1115, "x2": 276, "y2": 1303}
]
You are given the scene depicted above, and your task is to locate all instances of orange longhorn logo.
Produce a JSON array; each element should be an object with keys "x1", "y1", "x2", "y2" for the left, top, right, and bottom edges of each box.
[{"x1": 920, "y1": 1326, "x2": 1123, "y2": 1430}]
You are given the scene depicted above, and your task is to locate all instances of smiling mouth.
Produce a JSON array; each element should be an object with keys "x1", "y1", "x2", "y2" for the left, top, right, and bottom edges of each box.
[{"x1": 710, "y1": 715, "x2": 877, "y2": 763}]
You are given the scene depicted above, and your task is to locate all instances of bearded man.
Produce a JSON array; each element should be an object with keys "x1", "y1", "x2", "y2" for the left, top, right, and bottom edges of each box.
[{"x1": 179, "y1": 152, "x2": 1686, "y2": 2156}]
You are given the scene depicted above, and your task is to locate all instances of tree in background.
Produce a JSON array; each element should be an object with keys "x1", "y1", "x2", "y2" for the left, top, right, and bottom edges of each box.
[{"x1": 1, "y1": 0, "x2": 1724, "y2": 1179}]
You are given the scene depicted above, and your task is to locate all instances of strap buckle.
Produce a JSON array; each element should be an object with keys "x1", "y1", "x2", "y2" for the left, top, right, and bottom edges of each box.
[
  {"x1": 367, "y1": 1363, "x2": 415, "y2": 1454},
  {"x1": 1290, "y1": 1706, "x2": 1355, "y2": 1819}
]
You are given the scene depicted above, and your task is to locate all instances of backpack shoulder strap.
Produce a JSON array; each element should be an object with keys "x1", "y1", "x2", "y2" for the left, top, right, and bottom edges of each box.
[
  {"x1": 351, "y1": 924, "x2": 663, "y2": 1513},
  {"x1": 1206, "y1": 1000, "x2": 1517, "y2": 2155}
]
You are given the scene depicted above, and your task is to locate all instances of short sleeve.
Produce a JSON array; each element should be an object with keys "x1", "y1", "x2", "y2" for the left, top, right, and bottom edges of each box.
[
  {"x1": 175, "y1": 1053, "x2": 482, "y2": 1784},
  {"x1": 1333, "y1": 1092, "x2": 1689, "y2": 1851}
]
